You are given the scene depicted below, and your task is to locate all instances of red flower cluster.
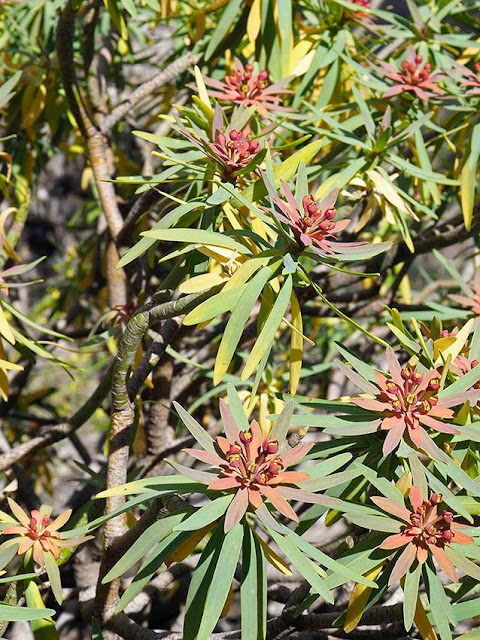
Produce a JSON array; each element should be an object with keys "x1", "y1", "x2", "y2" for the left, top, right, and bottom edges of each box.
[
  {"x1": 349, "y1": 0, "x2": 372, "y2": 21},
  {"x1": 351, "y1": 348, "x2": 462, "y2": 454},
  {"x1": 185, "y1": 417, "x2": 313, "y2": 531},
  {"x1": 204, "y1": 60, "x2": 292, "y2": 117},
  {"x1": 263, "y1": 180, "x2": 366, "y2": 257},
  {"x1": 380, "y1": 46, "x2": 444, "y2": 101},
  {"x1": 453, "y1": 61, "x2": 480, "y2": 96},
  {"x1": 449, "y1": 284, "x2": 480, "y2": 315},
  {"x1": 376, "y1": 487, "x2": 473, "y2": 584},
  {"x1": 210, "y1": 129, "x2": 261, "y2": 177}
]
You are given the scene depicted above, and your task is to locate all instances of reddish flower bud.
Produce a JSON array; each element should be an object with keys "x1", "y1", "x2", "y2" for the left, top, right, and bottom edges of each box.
[
  {"x1": 443, "y1": 530, "x2": 454, "y2": 541},
  {"x1": 302, "y1": 195, "x2": 312, "y2": 209},
  {"x1": 324, "y1": 208, "x2": 336, "y2": 220},
  {"x1": 442, "y1": 510, "x2": 453, "y2": 523},
  {"x1": 229, "y1": 129, "x2": 241, "y2": 141},
  {"x1": 415, "y1": 55, "x2": 423, "y2": 65},
  {"x1": 258, "y1": 70, "x2": 269, "y2": 81},
  {"x1": 240, "y1": 429, "x2": 253, "y2": 444},
  {"x1": 430, "y1": 492, "x2": 443, "y2": 505},
  {"x1": 262, "y1": 438, "x2": 279, "y2": 454}
]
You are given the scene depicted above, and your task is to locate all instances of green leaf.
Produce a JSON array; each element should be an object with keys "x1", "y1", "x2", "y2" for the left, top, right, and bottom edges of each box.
[
  {"x1": 173, "y1": 401, "x2": 216, "y2": 454},
  {"x1": 241, "y1": 275, "x2": 293, "y2": 380},
  {"x1": 269, "y1": 400, "x2": 294, "y2": 446},
  {"x1": 241, "y1": 140, "x2": 325, "y2": 203},
  {"x1": 116, "y1": 529, "x2": 193, "y2": 612},
  {"x1": 460, "y1": 122, "x2": 480, "y2": 230},
  {"x1": 241, "y1": 526, "x2": 267, "y2": 640},
  {"x1": 44, "y1": 552, "x2": 62, "y2": 604},
  {"x1": 142, "y1": 228, "x2": 249, "y2": 254},
  {"x1": 184, "y1": 523, "x2": 243, "y2": 640},
  {"x1": 315, "y1": 158, "x2": 367, "y2": 200},
  {"x1": 425, "y1": 562, "x2": 453, "y2": 640},
  {"x1": 92, "y1": 618, "x2": 104, "y2": 640},
  {"x1": 24, "y1": 580, "x2": 60, "y2": 639},
  {"x1": 432, "y1": 249, "x2": 472, "y2": 296},
  {"x1": 205, "y1": 0, "x2": 244, "y2": 60},
  {"x1": 284, "y1": 529, "x2": 377, "y2": 588},
  {"x1": 0, "y1": 71, "x2": 22, "y2": 110},
  {"x1": 214, "y1": 265, "x2": 276, "y2": 385},
  {"x1": 227, "y1": 384, "x2": 250, "y2": 431},
  {"x1": 175, "y1": 495, "x2": 234, "y2": 532},
  {"x1": 103, "y1": 512, "x2": 187, "y2": 583},
  {"x1": 355, "y1": 463, "x2": 405, "y2": 505},
  {"x1": 0, "y1": 604, "x2": 56, "y2": 622},
  {"x1": 183, "y1": 285, "x2": 246, "y2": 326},
  {"x1": 268, "y1": 528, "x2": 333, "y2": 603},
  {"x1": 94, "y1": 475, "x2": 203, "y2": 499},
  {"x1": 403, "y1": 563, "x2": 421, "y2": 631}
]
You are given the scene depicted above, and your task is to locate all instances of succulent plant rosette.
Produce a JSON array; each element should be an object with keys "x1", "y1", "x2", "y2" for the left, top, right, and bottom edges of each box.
[
  {"x1": 378, "y1": 46, "x2": 445, "y2": 101},
  {"x1": 346, "y1": 484, "x2": 480, "y2": 633},
  {"x1": 0, "y1": 499, "x2": 92, "y2": 603},
  {"x1": 175, "y1": 104, "x2": 270, "y2": 184},
  {"x1": 261, "y1": 167, "x2": 391, "y2": 265},
  {"x1": 204, "y1": 59, "x2": 293, "y2": 118},
  {"x1": 448, "y1": 61, "x2": 480, "y2": 97},
  {"x1": 94, "y1": 395, "x2": 383, "y2": 633},
  {"x1": 332, "y1": 346, "x2": 480, "y2": 457}
]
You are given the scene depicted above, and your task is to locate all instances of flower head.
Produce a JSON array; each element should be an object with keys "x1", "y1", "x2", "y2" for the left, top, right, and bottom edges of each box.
[
  {"x1": 181, "y1": 400, "x2": 324, "y2": 531},
  {"x1": 449, "y1": 284, "x2": 480, "y2": 315},
  {"x1": 374, "y1": 487, "x2": 474, "y2": 585},
  {"x1": 204, "y1": 60, "x2": 293, "y2": 118},
  {"x1": 449, "y1": 355, "x2": 480, "y2": 390},
  {"x1": 263, "y1": 179, "x2": 366, "y2": 258},
  {"x1": 0, "y1": 499, "x2": 91, "y2": 567},
  {"x1": 350, "y1": 348, "x2": 468, "y2": 454},
  {"x1": 379, "y1": 46, "x2": 444, "y2": 101},
  {"x1": 210, "y1": 128, "x2": 261, "y2": 177},
  {"x1": 348, "y1": 0, "x2": 374, "y2": 22},
  {"x1": 449, "y1": 61, "x2": 480, "y2": 96},
  {"x1": 176, "y1": 106, "x2": 267, "y2": 182}
]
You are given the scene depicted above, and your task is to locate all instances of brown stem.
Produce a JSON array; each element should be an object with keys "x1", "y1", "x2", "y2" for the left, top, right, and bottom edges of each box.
[{"x1": 101, "y1": 53, "x2": 200, "y2": 134}]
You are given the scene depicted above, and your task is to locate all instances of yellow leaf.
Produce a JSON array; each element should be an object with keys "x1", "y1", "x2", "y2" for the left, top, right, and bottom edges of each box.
[
  {"x1": 194, "y1": 65, "x2": 212, "y2": 109},
  {"x1": 258, "y1": 391, "x2": 270, "y2": 437},
  {"x1": 344, "y1": 563, "x2": 384, "y2": 632},
  {"x1": 0, "y1": 304, "x2": 15, "y2": 345},
  {"x1": 367, "y1": 169, "x2": 415, "y2": 219},
  {"x1": 103, "y1": 0, "x2": 128, "y2": 40},
  {"x1": 221, "y1": 583, "x2": 234, "y2": 617},
  {"x1": 165, "y1": 523, "x2": 214, "y2": 566},
  {"x1": 289, "y1": 289, "x2": 303, "y2": 395},
  {"x1": 435, "y1": 318, "x2": 474, "y2": 366},
  {"x1": 223, "y1": 256, "x2": 267, "y2": 291},
  {"x1": 289, "y1": 40, "x2": 314, "y2": 76},
  {"x1": 0, "y1": 369, "x2": 8, "y2": 401},
  {"x1": 21, "y1": 83, "x2": 47, "y2": 130},
  {"x1": 255, "y1": 532, "x2": 292, "y2": 576},
  {"x1": 395, "y1": 471, "x2": 412, "y2": 496},
  {"x1": 179, "y1": 272, "x2": 228, "y2": 294},
  {"x1": 198, "y1": 245, "x2": 240, "y2": 264},
  {"x1": 247, "y1": 0, "x2": 262, "y2": 44},
  {"x1": 0, "y1": 208, "x2": 20, "y2": 262},
  {"x1": 414, "y1": 596, "x2": 438, "y2": 640}
]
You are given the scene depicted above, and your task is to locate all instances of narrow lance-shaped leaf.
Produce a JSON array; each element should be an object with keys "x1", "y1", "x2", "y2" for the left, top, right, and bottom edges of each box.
[
  {"x1": 214, "y1": 265, "x2": 277, "y2": 385},
  {"x1": 241, "y1": 275, "x2": 293, "y2": 380}
]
